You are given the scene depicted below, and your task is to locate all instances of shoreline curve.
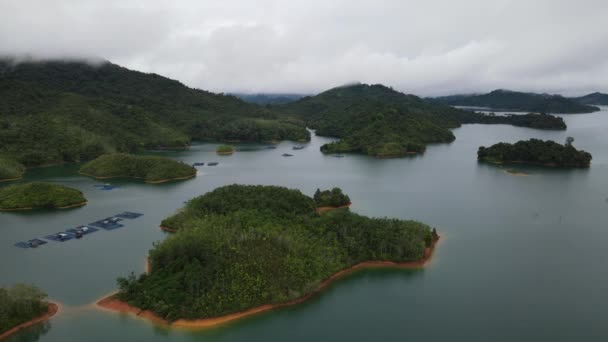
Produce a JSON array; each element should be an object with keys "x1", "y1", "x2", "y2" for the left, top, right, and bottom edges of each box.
[
  {"x1": 0, "y1": 303, "x2": 58, "y2": 340},
  {"x1": 79, "y1": 171, "x2": 196, "y2": 184},
  {"x1": 97, "y1": 237, "x2": 439, "y2": 330}
]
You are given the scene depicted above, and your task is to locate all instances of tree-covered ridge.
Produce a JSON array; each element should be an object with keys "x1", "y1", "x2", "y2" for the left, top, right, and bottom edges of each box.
[
  {"x1": 282, "y1": 84, "x2": 461, "y2": 157},
  {"x1": 0, "y1": 182, "x2": 86, "y2": 210},
  {"x1": 0, "y1": 285, "x2": 50, "y2": 335},
  {"x1": 233, "y1": 93, "x2": 307, "y2": 105},
  {"x1": 118, "y1": 184, "x2": 437, "y2": 321},
  {"x1": 432, "y1": 89, "x2": 599, "y2": 113},
  {"x1": 314, "y1": 188, "x2": 351, "y2": 207},
  {"x1": 80, "y1": 153, "x2": 196, "y2": 183},
  {"x1": 454, "y1": 112, "x2": 566, "y2": 130},
  {"x1": 161, "y1": 184, "x2": 317, "y2": 230},
  {"x1": 477, "y1": 138, "x2": 592, "y2": 167},
  {"x1": 573, "y1": 92, "x2": 608, "y2": 105},
  {"x1": 0, "y1": 157, "x2": 25, "y2": 181},
  {"x1": 0, "y1": 59, "x2": 309, "y2": 167}
]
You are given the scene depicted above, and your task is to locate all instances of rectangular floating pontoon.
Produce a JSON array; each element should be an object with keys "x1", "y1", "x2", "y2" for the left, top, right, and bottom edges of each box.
[
  {"x1": 89, "y1": 217, "x2": 124, "y2": 230},
  {"x1": 44, "y1": 232, "x2": 75, "y2": 242},
  {"x1": 114, "y1": 211, "x2": 143, "y2": 219},
  {"x1": 66, "y1": 226, "x2": 99, "y2": 235},
  {"x1": 14, "y1": 239, "x2": 48, "y2": 249}
]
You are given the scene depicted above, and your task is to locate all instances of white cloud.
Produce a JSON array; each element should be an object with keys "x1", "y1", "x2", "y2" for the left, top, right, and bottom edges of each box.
[{"x1": 1, "y1": 0, "x2": 607, "y2": 96}]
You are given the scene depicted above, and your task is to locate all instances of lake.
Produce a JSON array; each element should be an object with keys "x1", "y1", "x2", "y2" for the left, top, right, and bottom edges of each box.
[{"x1": 2, "y1": 107, "x2": 608, "y2": 341}]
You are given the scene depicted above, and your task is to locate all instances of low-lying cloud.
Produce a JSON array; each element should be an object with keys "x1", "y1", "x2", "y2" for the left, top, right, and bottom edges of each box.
[{"x1": 1, "y1": 0, "x2": 607, "y2": 96}]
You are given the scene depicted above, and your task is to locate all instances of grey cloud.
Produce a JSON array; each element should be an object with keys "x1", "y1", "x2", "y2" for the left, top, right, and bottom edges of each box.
[{"x1": 1, "y1": 0, "x2": 607, "y2": 96}]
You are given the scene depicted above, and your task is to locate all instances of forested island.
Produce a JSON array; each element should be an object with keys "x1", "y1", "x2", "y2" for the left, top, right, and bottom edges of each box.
[
  {"x1": 102, "y1": 184, "x2": 439, "y2": 324},
  {"x1": 0, "y1": 182, "x2": 87, "y2": 211},
  {"x1": 281, "y1": 84, "x2": 461, "y2": 157},
  {"x1": 80, "y1": 153, "x2": 196, "y2": 183},
  {"x1": 216, "y1": 145, "x2": 235, "y2": 155},
  {"x1": 0, "y1": 157, "x2": 25, "y2": 182},
  {"x1": 0, "y1": 59, "x2": 309, "y2": 169},
  {"x1": 454, "y1": 112, "x2": 566, "y2": 130},
  {"x1": 0, "y1": 284, "x2": 57, "y2": 340},
  {"x1": 432, "y1": 89, "x2": 600, "y2": 113},
  {"x1": 478, "y1": 138, "x2": 592, "y2": 167}
]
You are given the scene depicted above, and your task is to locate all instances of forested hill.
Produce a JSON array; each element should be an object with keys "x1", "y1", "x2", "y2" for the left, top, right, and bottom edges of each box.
[
  {"x1": 431, "y1": 89, "x2": 599, "y2": 114},
  {"x1": 280, "y1": 84, "x2": 462, "y2": 157},
  {"x1": 573, "y1": 92, "x2": 608, "y2": 105},
  {"x1": 0, "y1": 59, "x2": 308, "y2": 167},
  {"x1": 233, "y1": 93, "x2": 306, "y2": 105}
]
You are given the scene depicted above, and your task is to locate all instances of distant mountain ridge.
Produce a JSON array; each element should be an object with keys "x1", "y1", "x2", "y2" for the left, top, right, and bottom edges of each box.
[
  {"x1": 233, "y1": 93, "x2": 308, "y2": 105},
  {"x1": 0, "y1": 59, "x2": 308, "y2": 167},
  {"x1": 572, "y1": 92, "x2": 608, "y2": 105},
  {"x1": 431, "y1": 89, "x2": 599, "y2": 113}
]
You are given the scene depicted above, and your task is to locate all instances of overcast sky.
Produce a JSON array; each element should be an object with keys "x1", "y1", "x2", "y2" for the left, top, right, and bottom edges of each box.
[{"x1": 1, "y1": 0, "x2": 607, "y2": 96}]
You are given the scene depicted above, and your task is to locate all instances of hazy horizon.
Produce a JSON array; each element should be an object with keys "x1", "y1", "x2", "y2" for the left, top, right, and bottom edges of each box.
[{"x1": 2, "y1": 0, "x2": 607, "y2": 97}]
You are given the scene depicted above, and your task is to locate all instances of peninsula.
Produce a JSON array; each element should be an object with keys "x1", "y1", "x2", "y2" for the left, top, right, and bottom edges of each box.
[
  {"x1": 80, "y1": 153, "x2": 196, "y2": 183},
  {"x1": 100, "y1": 185, "x2": 439, "y2": 327},
  {"x1": 0, "y1": 182, "x2": 87, "y2": 211},
  {"x1": 0, "y1": 284, "x2": 58, "y2": 340},
  {"x1": 478, "y1": 138, "x2": 592, "y2": 167}
]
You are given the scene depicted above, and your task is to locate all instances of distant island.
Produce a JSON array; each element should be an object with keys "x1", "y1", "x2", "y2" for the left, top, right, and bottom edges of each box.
[
  {"x1": 432, "y1": 89, "x2": 599, "y2": 114},
  {"x1": 216, "y1": 145, "x2": 235, "y2": 155},
  {"x1": 101, "y1": 184, "x2": 439, "y2": 326},
  {"x1": 0, "y1": 182, "x2": 87, "y2": 211},
  {"x1": 573, "y1": 92, "x2": 608, "y2": 105},
  {"x1": 0, "y1": 284, "x2": 57, "y2": 340},
  {"x1": 0, "y1": 157, "x2": 25, "y2": 182},
  {"x1": 0, "y1": 59, "x2": 309, "y2": 169},
  {"x1": 478, "y1": 138, "x2": 592, "y2": 167},
  {"x1": 281, "y1": 84, "x2": 460, "y2": 157},
  {"x1": 80, "y1": 153, "x2": 196, "y2": 183},
  {"x1": 455, "y1": 112, "x2": 566, "y2": 130}
]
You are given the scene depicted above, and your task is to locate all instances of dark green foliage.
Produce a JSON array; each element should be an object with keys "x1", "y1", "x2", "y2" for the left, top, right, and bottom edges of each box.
[
  {"x1": 573, "y1": 92, "x2": 608, "y2": 105},
  {"x1": 0, "y1": 157, "x2": 25, "y2": 181},
  {"x1": 0, "y1": 182, "x2": 86, "y2": 210},
  {"x1": 478, "y1": 139, "x2": 592, "y2": 167},
  {"x1": 453, "y1": 112, "x2": 566, "y2": 130},
  {"x1": 216, "y1": 145, "x2": 234, "y2": 153},
  {"x1": 282, "y1": 84, "x2": 460, "y2": 157},
  {"x1": 313, "y1": 188, "x2": 351, "y2": 207},
  {"x1": 120, "y1": 184, "x2": 435, "y2": 320},
  {"x1": 0, "y1": 59, "x2": 309, "y2": 166},
  {"x1": 80, "y1": 153, "x2": 196, "y2": 182},
  {"x1": 0, "y1": 284, "x2": 49, "y2": 334},
  {"x1": 432, "y1": 89, "x2": 599, "y2": 113}
]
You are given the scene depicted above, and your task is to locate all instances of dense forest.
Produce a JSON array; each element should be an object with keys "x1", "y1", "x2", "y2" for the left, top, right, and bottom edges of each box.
[
  {"x1": 478, "y1": 138, "x2": 592, "y2": 167},
  {"x1": 119, "y1": 184, "x2": 437, "y2": 321},
  {"x1": 80, "y1": 153, "x2": 196, "y2": 183},
  {"x1": 281, "y1": 84, "x2": 462, "y2": 156},
  {"x1": 432, "y1": 89, "x2": 599, "y2": 113},
  {"x1": 0, "y1": 182, "x2": 86, "y2": 210},
  {"x1": 572, "y1": 92, "x2": 608, "y2": 105},
  {"x1": 0, "y1": 157, "x2": 25, "y2": 181},
  {"x1": 314, "y1": 188, "x2": 351, "y2": 207},
  {"x1": 0, "y1": 59, "x2": 309, "y2": 168},
  {"x1": 454, "y1": 112, "x2": 566, "y2": 130},
  {"x1": 0, "y1": 284, "x2": 50, "y2": 334}
]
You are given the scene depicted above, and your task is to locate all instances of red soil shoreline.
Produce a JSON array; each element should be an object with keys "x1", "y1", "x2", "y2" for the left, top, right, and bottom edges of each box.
[
  {"x1": 0, "y1": 303, "x2": 58, "y2": 341},
  {"x1": 0, "y1": 200, "x2": 88, "y2": 212},
  {"x1": 97, "y1": 237, "x2": 439, "y2": 330},
  {"x1": 315, "y1": 203, "x2": 352, "y2": 213},
  {"x1": 79, "y1": 171, "x2": 196, "y2": 184}
]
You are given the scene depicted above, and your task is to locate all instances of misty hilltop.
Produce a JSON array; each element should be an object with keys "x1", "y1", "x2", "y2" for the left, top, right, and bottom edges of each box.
[{"x1": 430, "y1": 89, "x2": 599, "y2": 114}]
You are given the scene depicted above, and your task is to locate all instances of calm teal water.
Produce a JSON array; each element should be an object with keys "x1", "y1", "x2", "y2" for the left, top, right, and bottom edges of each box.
[{"x1": 2, "y1": 107, "x2": 608, "y2": 341}]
